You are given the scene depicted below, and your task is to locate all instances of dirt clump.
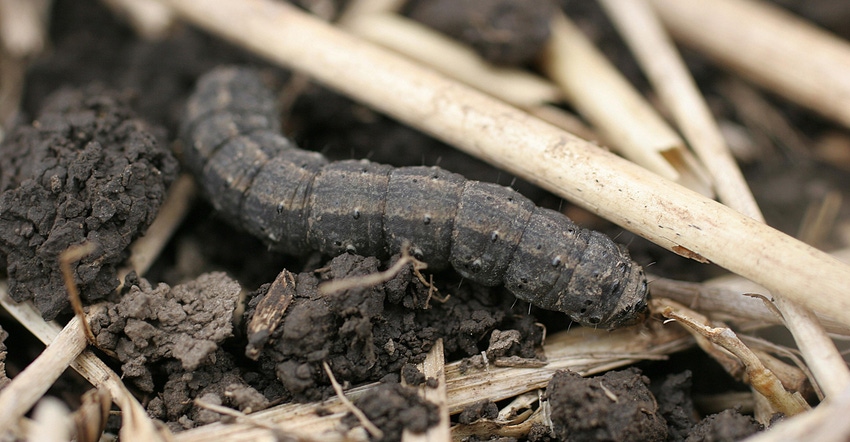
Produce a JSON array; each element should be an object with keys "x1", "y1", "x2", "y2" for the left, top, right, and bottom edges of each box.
[
  {"x1": 245, "y1": 253, "x2": 540, "y2": 401},
  {"x1": 0, "y1": 326, "x2": 9, "y2": 390},
  {"x1": 340, "y1": 381, "x2": 440, "y2": 442},
  {"x1": 686, "y1": 409, "x2": 762, "y2": 442},
  {"x1": 458, "y1": 399, "x2": 500, "y2": 424},
  {"x1": 546, "y1": 368, "x2": 668, "y2": 442},
  {"x1": 90, "y1": 272, "x2": 241, "y2": 393},
  {"x1": 654, "y1": 371, "x2": 700, "y2": 441},
  {"x1": 406, "y1": 0, "x2": 556, "y2": 66},
  {"x1": 0, "y1": 85, "x2": 178, "y2": 319}
]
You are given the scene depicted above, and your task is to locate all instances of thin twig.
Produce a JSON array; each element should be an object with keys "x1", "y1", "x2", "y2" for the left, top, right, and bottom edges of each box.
[
  {"x1": 318, "y1": 247, "x2": 428, "y2": 295},
  {"x1": 322, "y1": 361, "x2": 383, "y2": 439},
  {"x1": 59, "y1": 242, "x2": 98, "y2": 344}
]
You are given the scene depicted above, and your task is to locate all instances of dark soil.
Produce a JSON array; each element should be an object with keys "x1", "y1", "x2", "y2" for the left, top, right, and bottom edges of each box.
[
  {"x1": 90, "y1": 272, "x2": 241, "y2": 393},
  {"x1": 0, "y1": 326, "x2": 8, "y2": 390},
  {"x1": 406, "y1": 0, "x2": 556, "y2": 66},
  {"x1": 341, "y1": 382, "x2": 441, "y2": 442},
  {"x1": 2, "y1": 0, "x2": 843, "y2": 439},
  {"x1": 546, "y1": 368, "x2": 668, "y2": 442},
  {"x1": 0, "y1": 85, "x2": 177, "y2": 319}
]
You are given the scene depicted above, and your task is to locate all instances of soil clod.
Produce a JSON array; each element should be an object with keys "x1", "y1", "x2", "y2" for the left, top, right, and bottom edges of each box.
[
  {"x1": 90, "y1": 272, "x2": 241, "y2": 392},
  {"x1": 546, "y1": 368, "x2": 668, "y2": 442},
  {"x1": 0, "y1": 85, "x2": 177, "y2": 319}
]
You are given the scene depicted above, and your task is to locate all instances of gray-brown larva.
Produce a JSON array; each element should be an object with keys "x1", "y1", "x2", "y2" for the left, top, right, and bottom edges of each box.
[{"x1": 181, "y1": 67, "x2": 648, "y2": 328}]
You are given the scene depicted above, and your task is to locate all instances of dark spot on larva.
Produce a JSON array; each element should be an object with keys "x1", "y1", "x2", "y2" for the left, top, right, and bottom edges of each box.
[
  {"x1": 536, "y1": 244, "x2": 542, "y2": 250},
  {"x1": 551, "y1": 255, "x2": 562, "y2": 267},
  {"x1": 276, "y1": 202, "x2": 284, "y2": 214},
  {"x1": 346, "y1": 244, "x2": 357, "y2": 253},
  {"x1": 471, "y1": 259, "x2": 482, "y2": 272},
  {"x1": 334, "y1": 240, "x2": 342, "y2": 247},
  {"x1": 423, "y1": 214, "x2": 432, "y2": 225},
  {"x1": 412, "y1": 248, "x2": 424, "y2": 259},
  {"x1": 490, "y1": 231, "x2": 499, "y2": 242},
  {"x1": 353, "y1": 209, "x2": 361, "y2": 219}
]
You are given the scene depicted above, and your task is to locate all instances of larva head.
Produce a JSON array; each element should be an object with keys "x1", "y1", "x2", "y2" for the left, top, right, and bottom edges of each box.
[{"x1": 561, "y1": 232, "x2": 649, "y2": 329}]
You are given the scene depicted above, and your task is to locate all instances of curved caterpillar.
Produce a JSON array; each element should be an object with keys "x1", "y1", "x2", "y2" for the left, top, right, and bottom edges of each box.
[{"x1": 181, "y1": 67, "x2": 648, "y2": 328}]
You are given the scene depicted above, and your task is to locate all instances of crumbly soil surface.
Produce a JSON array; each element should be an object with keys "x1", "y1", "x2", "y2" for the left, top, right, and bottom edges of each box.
[
  {"x1": 0, "y1": 85, "x2": 177, "y2": 319},
  {"x1": 1, "y1": 0, "x2": 848, "y2": 440}
]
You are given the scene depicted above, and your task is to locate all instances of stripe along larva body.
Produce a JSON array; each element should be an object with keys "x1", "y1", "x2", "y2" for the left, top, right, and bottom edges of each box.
[{"x1": 182, "y1": 67, "x2": 648, "y2": 328}]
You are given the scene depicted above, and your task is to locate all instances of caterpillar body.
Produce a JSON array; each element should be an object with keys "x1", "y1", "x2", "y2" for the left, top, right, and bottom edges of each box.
[{"x1": 182, "y1": 67, "x2": 648, "y2": 328}]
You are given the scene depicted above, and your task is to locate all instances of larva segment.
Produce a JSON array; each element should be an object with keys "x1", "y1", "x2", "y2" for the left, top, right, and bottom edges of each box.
[
  {"x1": 182, "y1": 67, "x2": 649, "y2": 328},
  {"x1": 241, "y1": 151, "x2": 326, "y2": 254},
  {"x1": 450, "y1": 181, "x2": 535, "y2": 286},
  {"x1": 308, "y1": 160, "x2": 393, "y2": 257},
  {"x1": 503, "y1": 208, "x2": 588, "y2": 309},
  {"x1": 384, "y1": 167, "x2": 465, "y2": 269}
]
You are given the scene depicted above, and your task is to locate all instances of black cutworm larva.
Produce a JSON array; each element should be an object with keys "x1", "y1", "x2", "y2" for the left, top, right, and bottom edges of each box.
[{"x1": 181, "y1": 67, "x2": 648, "y2": 328}]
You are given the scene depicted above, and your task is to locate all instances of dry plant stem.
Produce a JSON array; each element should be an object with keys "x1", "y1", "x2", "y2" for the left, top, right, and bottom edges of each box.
[
  {"x1": 0, "y1": 283, "x2": 166, "y2": 440},
  {"x1": 773, "y1": 294, "x2": 850, "y2": 399},
  {"x1": 322, "y1": 361, "x2": 384, "y2": 439},
  {"x1": 649, "y1": 266, "x2": 850, "y2": 336},
  {"x1": 59, "y1": 242, "x2": 98, "y2": 344},
  {"x1": 118, "y1": 173, "x2": 196, "y2": 285},
  {"x1": 744, "y1": 385, "x2": 850, "y2": 442},
  {"x1": 403, "y1": 338, "x2": 449, "y2": 442},
  {"x1": 340, "y1": 11, "x2": 597, "y2": 140},
  {"x1": 541, "y1": 11, "x2": 712, "y2": 195},
  {"x1": 173, "y1": 322, "x2": 691, "y2": 442},
  {"x1": 158, "y1": 0, "x2": 850, "y2": 330},
  {"x1": 0, "y1": 311, "x2": 88, "y2": 432},
  {"x1": 100, "y1": 0, "x2": 175, "y2": 39},
  {"x1": 193, "y1": 399, "x2": 317, "y2": 442},
  {"x1": 650, "y1": 0, "x2": 850, "y2": 130},
  {"x1": 318, "y1": 249, "x2": 426, "y2": 295},
  {"x1": 598, "y1": 0, "x2": 760, "y2": 218},
  {"x1": 659, "y1": 299, "x2": 810, "y2": 416},
  {"x1": 341, "y1": 12, "x2": 562, "y2": 108},
  {"x1": 0, "y1": 0, "x2": 49, "y2": 57},
  {"x1": 0, "y1": 50, "x2": 27, "y2": 131}
]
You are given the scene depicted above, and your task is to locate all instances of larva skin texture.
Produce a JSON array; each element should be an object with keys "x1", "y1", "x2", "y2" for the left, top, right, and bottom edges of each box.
[{"x1": 182, "y1": 67, "x2": 648, "y2": 328}]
